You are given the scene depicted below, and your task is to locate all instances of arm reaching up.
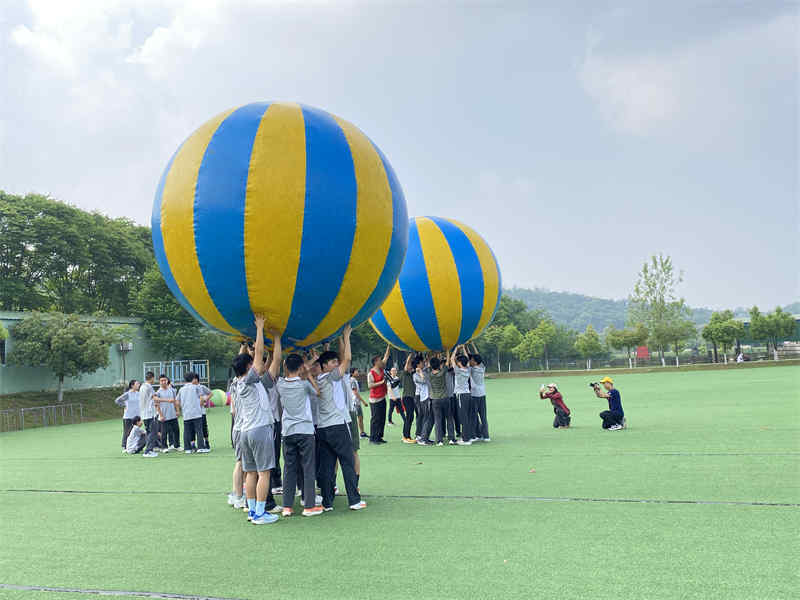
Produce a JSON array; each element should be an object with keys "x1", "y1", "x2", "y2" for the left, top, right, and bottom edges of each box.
[
  {"x1": 253, "y1": 315, "x2": 267, "y2": 374},
  {"x1": 338, "y1": 323, "x2": 352, "y2": 376},
  {"x1": 268, "y1": 331, "x2": 282, "y2": 378}
]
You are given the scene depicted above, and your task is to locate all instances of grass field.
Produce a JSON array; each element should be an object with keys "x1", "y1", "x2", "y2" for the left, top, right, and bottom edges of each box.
[{"x1": 0, "y1": 366, "x2": 797, "y2": 600}]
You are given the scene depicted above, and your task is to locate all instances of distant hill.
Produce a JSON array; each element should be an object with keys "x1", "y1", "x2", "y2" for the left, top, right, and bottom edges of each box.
[{"x1": 505, "y1": 287, "x2": 797, "y2": 332}]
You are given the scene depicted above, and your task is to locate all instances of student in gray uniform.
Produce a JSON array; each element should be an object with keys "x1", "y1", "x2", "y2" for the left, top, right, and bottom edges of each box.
[
  {"x1": 266, "y1": 378, "x2": 283, "y2": 494},
  {"x1": 193, "y1": 373, "x2": 211, "y2": 450},
  {"x1": 139, "y1": 372, "x2": 158, "y2": 452},
  {"x1": 450, "y1": 346, "x2": 473, "y2": 445},
  {"x1": 445, "y1": 362, "x2": 459, "y2": 438},
  {"x1": 400, "y1": 354, "x2": 416, "y2": 443},
  {"x1": 469, "y1": 348, "x2": 489, "y2": 441},
  {"x1": 115, "y1": 380, "x2": 141, "y2": 453},
  {"x1": 315, "y1": 325, "x2": 365, "y2": 512},
  {"x1": 177, "y1": 373, "x2": 211, "y2": 453},
  {"x1": 227, "y1": 373, "x2": 247, "y2": 509},
  {"x1": 125, "y1": 416, "x2": 147, "y2": 454},
  {"x1": 349, "y1": 368, "x2": 368, "y2": 438},
  {"x1": 419, "y1": 357, "x2": 455, "y2": 446},
  {"x1": 413, "y1": 360, "x2": 430, "y2": 441},
  {"x1": 232, "y1": 315, "x2": 279, "y2": 525},
  {"x1": 155, "y1": 375, "x2": 180, "y2": 451},
  {"x1": 264, "y1": 333, "x2": 321, "y2": 517}
]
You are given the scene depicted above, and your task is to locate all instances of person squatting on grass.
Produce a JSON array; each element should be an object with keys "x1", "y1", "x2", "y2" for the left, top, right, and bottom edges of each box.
[
  {"x1": 593, "y1": 376, "x2": 626, "y2": 431},
  {"x1": 125, "y1": 415, "x2": 147, "y2": 454},
  {"x1": 115, "y1": 380, "x2": 141, "y2": 453},
  {"x1": 540, "y1": 383, "x2": 571, "y2": 428}
]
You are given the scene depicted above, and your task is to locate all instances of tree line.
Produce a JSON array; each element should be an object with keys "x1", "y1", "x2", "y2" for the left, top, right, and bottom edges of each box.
[{"x1": 1, "y1": 193, "x2": 796, "y2": 392}]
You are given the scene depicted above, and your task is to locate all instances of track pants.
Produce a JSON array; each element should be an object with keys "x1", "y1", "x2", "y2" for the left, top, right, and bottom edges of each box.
[
  {"x1": 144, "y1": 417, "x2": 161, "y2": 452},
  {"x1": 162, "y1": 418, "x2": 180, "y2": 448},
  {"x1": 283, "y1": 433, "x2": 316, "y2": 510},
  {"x1": 272, "y1": 420, "x2": 282, "y2": 487},
  {"x1": 450, "y1": 396, "x2": 461, "y2": 436},
  {"x1": 401, "y1": 396, "x2": 415, "y2": 439},
  {"x1": 426, "y1": 398, "x2": 455, "y2": 443},
  {"x1": 418, "y1": 399, "x2": 433, "y2": 440},
  {"x1": 600, "y1": 410, "x2": 624, "y2": 429},
  {"x1": 183, "y1": 418, "x2": 206, "y2": 451},
  {"x1": 414, "y1": 395, "x2": 423, "y2": 438},
  {"x1": 473, "y1": 395, "x2": 488, "y2": 438},
  {"x1": 369, "y1": 399, "x2": 387, "y2": 442},
  {"x1": 456, "y1": 394, "x2": 473, "y2": 442},
  {"x1": 121, "y1": 418, "x2": 136, "y2": 448},
  {"x1": 317, "y1": 423, "x2": 361, "y2": 507},
  {"x1": 553, "y1": 408, "x2": 571, "y2": 428}
]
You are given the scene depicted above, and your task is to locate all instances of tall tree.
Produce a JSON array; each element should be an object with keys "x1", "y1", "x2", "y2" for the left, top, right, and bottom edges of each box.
[
  {"x1": 702, "y1": 310, "x2": 742, "y2": 363},
  {"x1": 750, "y1": 306, "x2": 796, "y2": 360},
  {"x1": 512, "y1": 329, "x2": 544, "y2": 364},
  {"x1": 501, "y1": 324, "x2": 523, "y2": 372},
  {"x1": 575, "y1": 324, "x2": 604, "y2": 370},
  {"x1": 10, "y1": 312, "x2": 127, "y2": 402},
  {"x1": 607, "y1": 323, "x2": 649, "y2": 368},
  {"x1": 628, "y1": 254, "x2": 687, "y2": 365}
]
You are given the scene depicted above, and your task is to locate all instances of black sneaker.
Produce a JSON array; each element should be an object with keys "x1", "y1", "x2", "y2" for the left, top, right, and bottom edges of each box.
[
  {"x1": 378, "y1": 439, "x2": 388, "y2": 444},
  {"x1": 359, "y1": 432, "x2": 368, "y2": 438}
]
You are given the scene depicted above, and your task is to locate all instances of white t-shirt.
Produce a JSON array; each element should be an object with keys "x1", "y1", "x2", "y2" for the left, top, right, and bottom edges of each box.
[{"x1": 139, "y1": 382, "x2": 155, "y2": 419}]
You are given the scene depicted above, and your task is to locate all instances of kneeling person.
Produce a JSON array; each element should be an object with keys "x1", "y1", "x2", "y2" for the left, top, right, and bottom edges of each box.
[
  {"x1": 540, "y1": 383, "x2": 570, "y2": 428},
  {"x1": 594, "y1": 377, "x2": 625, "y2": 430}
]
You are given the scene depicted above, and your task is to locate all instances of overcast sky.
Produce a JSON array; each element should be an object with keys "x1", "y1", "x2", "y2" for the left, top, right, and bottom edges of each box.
[{"x1": 1, "y1": 0, "x2": 797, "y2": 309}]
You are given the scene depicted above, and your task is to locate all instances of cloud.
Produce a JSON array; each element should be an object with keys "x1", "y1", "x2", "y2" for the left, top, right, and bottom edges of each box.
[{"x1": 579, "y1": 13, "x2": 797, "y2": 138}]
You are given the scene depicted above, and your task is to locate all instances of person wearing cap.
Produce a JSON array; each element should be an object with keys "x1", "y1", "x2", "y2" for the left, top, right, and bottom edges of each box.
[
  {"x1": 594, "y1": 376, "x2": 625, "y2": 430},
  {"x1": 539, "y1": 383, "x2": 570, "y2": 428}
]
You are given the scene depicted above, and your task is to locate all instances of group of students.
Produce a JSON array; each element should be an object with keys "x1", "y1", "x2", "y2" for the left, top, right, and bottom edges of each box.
[
  {"x1": 226, "y1": 316, "x2": 366, "y2": 525},
  {"x1": 116, "y1": 371, "x2": 212, "y2": 456},
  {"x1": 363, "y1": 343, "x2": 490, "y2": 447}
]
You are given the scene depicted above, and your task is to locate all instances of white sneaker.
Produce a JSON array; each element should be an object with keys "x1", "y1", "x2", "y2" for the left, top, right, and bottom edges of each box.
[
  {"x1": 197, "y1": 448, "x2": 210, "y2": 453},
  {"x1": 227, "y1": 493, "x2": 237, "y2": 505},
  {"x1": 143, "y1": 451, "x2": 158, "y2": 458},
  {"x1": 315, "y1": 494, "x2": 323, "y2": 506},
  {"x1": 184, "y1": 450, "x2": 193, "y2": 454},
  {"x1": 334, "y1": 486, "x2": 340, "y2": 495},
  {"x1": 233, "y1": 497, "x2": 248, "y2": 509},
  {"x1": 448, "y1": 440, "x2": 457, "y2": 445},
  {"x1": 470, "y1": 437, "x2": 479, "y2": 442},
  {"x1": 271, "y1": 486, "x2": 283, "y2": 495},
  {"x1": 484, "y1": 438, "x2": 491, "y2": 442},
  {"x1": 122, "y1": 448, "x2": 127, "y2": 454},
  {"x1": 295, "y1": 489, "x2": 302, "y2": 497},
  {"x1": 349, "y1": 501, "x2": 367, "y2": 510},
  {"x1": 437, "y1": 442, "x2": 444, "y2": 447},
  {"x1": 609, "y1": 424, "x2": 623, "y2": 431},
  {"x1": 161, "y1": 447, "x2": 170, "y2": 453},
  {"x1": 268, "y1": 504, "x2": 284, "y2": 514},
  {"x1": 457, "y1": 440, "x2": 472, "y2": 446}
]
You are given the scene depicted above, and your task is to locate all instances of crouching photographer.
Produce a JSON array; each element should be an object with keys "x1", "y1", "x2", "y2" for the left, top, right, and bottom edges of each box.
[
  {"x1": 539, "y1": 383, "x2": 571, "y2": 429},
  {"x1": 590, "y1": 376, "x2": 625, "y2": 431}
]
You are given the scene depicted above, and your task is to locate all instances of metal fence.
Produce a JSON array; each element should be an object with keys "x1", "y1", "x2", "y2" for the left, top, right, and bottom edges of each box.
[
  {"x1": 142, "y1": 360, "x2": 210, "y2": 387},
  {"x1": 0, "y1": 403, "x2": 83, "y2": 432}
]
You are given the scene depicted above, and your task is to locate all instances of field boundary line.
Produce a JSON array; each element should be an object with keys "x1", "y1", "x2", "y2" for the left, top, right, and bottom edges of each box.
[
  {"x1": 0, "y1": 583, "x2": 245, "y2": 600},
  {"x1": 2, "y1": 488, "x2": 797, "y2": 507}
]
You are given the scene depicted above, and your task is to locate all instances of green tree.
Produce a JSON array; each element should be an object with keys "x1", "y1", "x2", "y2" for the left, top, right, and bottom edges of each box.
[
  {"x1": 575, "y1": 324, "x2": 603, "y2": 370},
  {"x1": 0, "y1": 323, "x2": 7, "y2": 341},
  {"x1": 480, "y1": 325, "x2": 505, "y2": 372},
  {"x1": 491, "y1": 295, "x2": 544, "y2": 333},
  {"x1": 352, "y1": 321, "x2": 389, "y2": 367},
  {"x1": 628, "y1": 254, "x2": 689, "y2": 365},
  {"x1": 702, "y1": 310, "x2": 744, "y2": 364},
  {"x1": 512, "y1": 329, "x2": 544, "y2": 363},
  {"x1": 134, "y1": 265, "x2": 201, "y2": 359},
  {"x1": 501, "y1": 324, "x2": 523, "y2": 371},
  {"x1": 662, "y1": 316, "x2": 696, "y2": 367},
  {"x1": 606, "y1": 323, "x2": 649, "y2": 368},
  {"x1": 10, "y1": 312, "x2": 123, "y2": 402},
  {"x1": 750, "y1": 306, "x2": 796, "y2": 360}
]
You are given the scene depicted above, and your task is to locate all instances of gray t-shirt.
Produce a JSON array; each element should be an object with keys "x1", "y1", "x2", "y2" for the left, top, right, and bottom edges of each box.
[
  {"x1": 155, "y1": 387, "x2": 177, "y2": 420},
  {"x1": 335, "y1": 374, "x2": 352, "y2": 424},
  {"x1": 316, "y1": 369, "x2": 347, "y2": 428},
  {"x1": 261, "y1": 374, "x2": 281, "y2": 423},
  {"x1": 139, "y1": 382, "x2": 156, "y2": 419},
  {"x1": 234, "y1": 368, "x2": 272, "y2": 432},
  {"x1": 454, "y1": 366, "x2": 471, "y2": 395},
  {"x1": 274, "y1": 375, "x2": 316, "y2": 437},
  {"x1": 115, "y1": 390, "x2": 140, "y2": 419},
  {"x1": 470, "y1": 365, "x2": 486, "y2": 397},
  {"x1": 178, "y1": 383, "x2": 211, "y2": 421},
  {"x1": 349, "y1": 378, "x2": 361, "y2": 412}
]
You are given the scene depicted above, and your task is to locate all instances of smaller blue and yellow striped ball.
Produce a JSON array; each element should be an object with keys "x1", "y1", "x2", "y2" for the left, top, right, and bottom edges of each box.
[
  {"x1": 152, "y1": 101, "x2": 408, "y2": 346},
  {"x1": 369, "y1": 216, "x2": 501, "y2": 352}
]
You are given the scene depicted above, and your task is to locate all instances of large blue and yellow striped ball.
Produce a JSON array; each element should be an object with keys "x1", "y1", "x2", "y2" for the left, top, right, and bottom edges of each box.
[
  {"x1": 151, "y1": 101, "x2": 408, "y2": 346},
  {"x1": 369, "y1": 216, "x2": 501, "y2": 352}
]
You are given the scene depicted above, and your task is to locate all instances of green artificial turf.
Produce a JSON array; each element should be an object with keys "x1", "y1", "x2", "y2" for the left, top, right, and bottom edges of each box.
[{"x1": 0, "y1": 366, "x2": 797, "y2": 599}]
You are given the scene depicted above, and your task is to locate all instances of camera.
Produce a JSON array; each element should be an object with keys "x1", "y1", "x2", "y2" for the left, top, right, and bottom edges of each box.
[{"x1": 588, "y1": 382, "x2": 599, "y2": 388}]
